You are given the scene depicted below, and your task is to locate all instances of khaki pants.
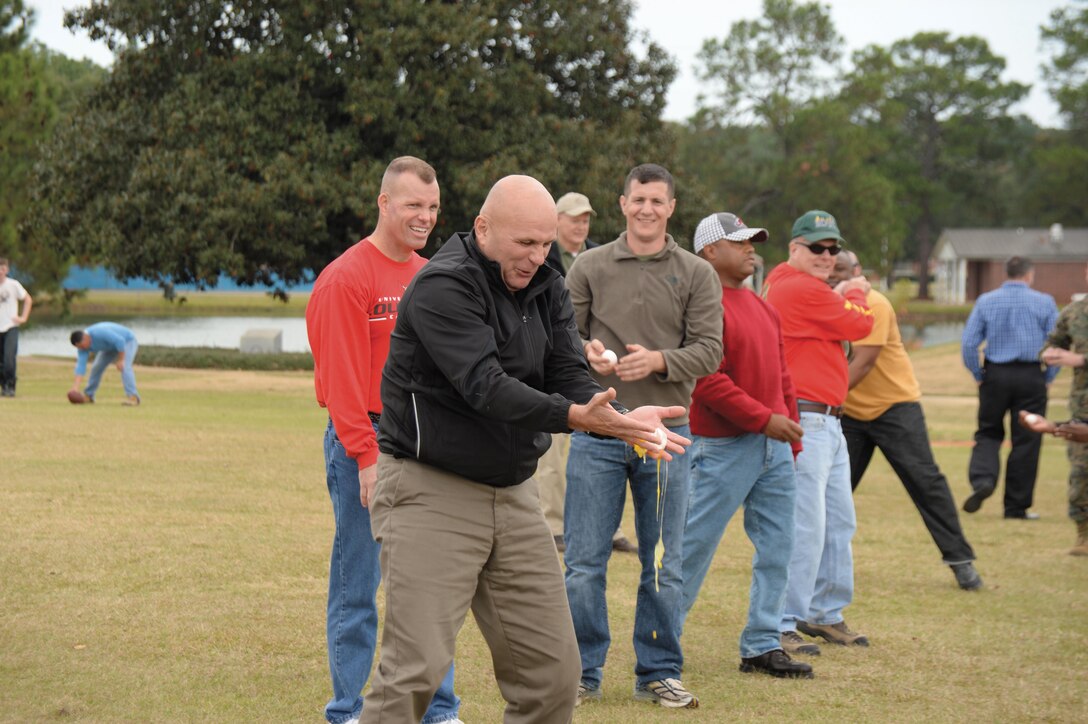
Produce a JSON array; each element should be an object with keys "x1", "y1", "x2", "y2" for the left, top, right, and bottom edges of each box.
[{"x1": 363, "y1": 454, "x2": 580, "y2": 724}]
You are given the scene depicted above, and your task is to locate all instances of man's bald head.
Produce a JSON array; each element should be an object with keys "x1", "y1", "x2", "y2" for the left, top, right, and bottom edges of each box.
[
  {"x1": 479, "y1": 175, "x2": 556, "y2": 221},
  {"x1": 829, "y1": 249, "x2": 860, "y2": 286},
  {"x1": 475, "y1": 175, "x2": 558, "y2": 292}
]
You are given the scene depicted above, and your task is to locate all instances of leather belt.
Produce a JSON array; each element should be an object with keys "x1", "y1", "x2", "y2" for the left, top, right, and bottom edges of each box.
[
  {"x1": 797, "y1": 401, "x2": 843, "y2": 418},
  {"x1": 368, "y1": 411, "x2": 382, "y2": 425}
]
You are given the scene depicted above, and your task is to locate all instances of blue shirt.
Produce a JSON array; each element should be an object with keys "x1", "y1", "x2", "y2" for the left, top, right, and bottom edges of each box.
[
  {"x1": 75, "y1": 322, "x2": 136, "y2": 376},
  {"x1": 961, "y1": 281, "x2": 1059, "y2": 383}
]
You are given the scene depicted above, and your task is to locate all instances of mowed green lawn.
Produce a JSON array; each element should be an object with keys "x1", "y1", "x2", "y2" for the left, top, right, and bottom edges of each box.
[{"x1": 1, "y1": 348, "x2": 1086, "y2": 723}]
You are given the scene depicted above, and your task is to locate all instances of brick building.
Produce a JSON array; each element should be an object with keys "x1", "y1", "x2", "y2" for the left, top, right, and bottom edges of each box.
[{"x1": 933, "y1": 225, "x2": 1088, "y2": 305}]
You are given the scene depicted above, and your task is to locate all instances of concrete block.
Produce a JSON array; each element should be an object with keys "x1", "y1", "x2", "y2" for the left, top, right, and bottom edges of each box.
[{"x1": 240, "y1": 328, "x2": 283, "y2": 354}]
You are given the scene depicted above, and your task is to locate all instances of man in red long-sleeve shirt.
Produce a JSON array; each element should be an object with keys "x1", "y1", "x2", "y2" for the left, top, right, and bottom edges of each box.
[
  {"x1": 680, "y1": 212, "x2": 812, "y2": 679},
  {"x1": 764, "y1": 210, "x2": 874, "y2": 656},
  {"x1": 305, "y1": 157, "x2": 461, "y2": 724}
]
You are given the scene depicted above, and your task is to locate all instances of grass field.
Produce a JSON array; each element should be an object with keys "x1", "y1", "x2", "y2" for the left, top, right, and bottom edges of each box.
[
  {"x1": 33, "y1": 290, "x2": 310, "y2": 319},
  {"x1": 1, "y1": 348, "x2": 1086, "y2": 723}
]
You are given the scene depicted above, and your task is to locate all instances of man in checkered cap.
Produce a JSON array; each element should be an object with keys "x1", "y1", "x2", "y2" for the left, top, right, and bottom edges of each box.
[{"x1": 680, "y1": 212, "x2": 813, "y2": 679}]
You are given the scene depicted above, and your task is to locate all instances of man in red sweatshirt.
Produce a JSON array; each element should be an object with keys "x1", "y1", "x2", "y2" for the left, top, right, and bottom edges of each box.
[
  {"x1": 763, "y1": 210, "x2": 874, "y2": 656},
  {"x1": 305, "y1": 157, "x2": 461, "y2": 724},
  {"x1": 680, "y1": 212, "x2": 811, "y2": 679}
]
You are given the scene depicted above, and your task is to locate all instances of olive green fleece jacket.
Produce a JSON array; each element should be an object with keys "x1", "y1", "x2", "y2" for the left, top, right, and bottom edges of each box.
[{"x1": 564, "y1": 232, "x2": 724, "y2": 426}]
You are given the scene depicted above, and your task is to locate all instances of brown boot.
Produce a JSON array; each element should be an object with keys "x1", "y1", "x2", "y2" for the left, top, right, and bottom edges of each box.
[{"x1": 1072, "y1": 520, "x2": 1088, "y2": 557}]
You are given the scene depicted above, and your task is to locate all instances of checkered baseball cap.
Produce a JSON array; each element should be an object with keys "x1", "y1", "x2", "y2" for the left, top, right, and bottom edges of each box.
[{"x1": 693, "y1": 212, "x2": 769, "y2": 254}]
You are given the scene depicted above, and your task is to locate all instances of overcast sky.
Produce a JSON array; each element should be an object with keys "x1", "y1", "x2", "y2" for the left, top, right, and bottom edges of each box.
[{"x1": 28, "y1": 0, "x2": 1068, "y2": 127}]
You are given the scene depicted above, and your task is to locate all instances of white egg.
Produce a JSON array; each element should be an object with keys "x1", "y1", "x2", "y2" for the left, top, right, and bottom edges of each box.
[
  {"x1": 602, "y1": 349, "x2": 618, "y2": 364},
  {"x1": 642, "y1": 428, "x2": 666, "y2": 451},
  {"x1": 1025, "y1": 413, "x2": 1040, "y2": 424}
]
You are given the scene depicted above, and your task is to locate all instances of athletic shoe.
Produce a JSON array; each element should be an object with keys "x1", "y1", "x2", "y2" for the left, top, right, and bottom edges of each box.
[
  {"x1": 951, "y1": 562, "x2": 983, "y2": 590},
  {"x1": 576, "y1": 682, "x2": 601, "y2": 707},
  {"x1": 633, "y1": 678, "x2": 698, "y2": 708}
]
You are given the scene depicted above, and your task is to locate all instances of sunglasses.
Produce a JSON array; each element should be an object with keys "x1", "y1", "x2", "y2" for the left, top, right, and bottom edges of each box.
[{"x1": 796, "y1": 241, "x2": 842, "y2": 256}]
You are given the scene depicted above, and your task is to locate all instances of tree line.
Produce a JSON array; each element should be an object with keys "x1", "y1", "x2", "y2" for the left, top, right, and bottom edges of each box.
[{"x1": 1, "y1": 0, "x2": 1085, "y2": 300}]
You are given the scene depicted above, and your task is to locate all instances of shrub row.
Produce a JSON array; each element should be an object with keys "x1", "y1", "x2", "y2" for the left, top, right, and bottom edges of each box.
[{"x1": 138, "y1": 346, "x2": 314, "y2": 371}]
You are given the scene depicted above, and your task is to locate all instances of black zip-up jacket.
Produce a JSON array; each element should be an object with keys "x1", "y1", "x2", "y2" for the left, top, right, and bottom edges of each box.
[{"x1": 378, "y1": 231, "x2": 607, "y2": 487}]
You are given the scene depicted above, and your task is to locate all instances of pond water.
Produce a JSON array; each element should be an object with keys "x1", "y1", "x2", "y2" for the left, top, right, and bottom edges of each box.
[
  {"x1": 18, "y1": 317, "x2": 311, "y2": 357},
  {"x1": 17, "y1": 316, "x2": 965, "y2": 358},
  {"x1": 899, "y1": 322, "x2": 966, "y2": 349}
]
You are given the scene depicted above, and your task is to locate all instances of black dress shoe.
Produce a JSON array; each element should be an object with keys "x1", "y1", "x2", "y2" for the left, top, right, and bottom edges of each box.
[
  {"x1": 963, "y1": 484, "x2": 995, "y2": 513},
  {"x1": 739, "y1": 649, "x2": 814, "y2": 679},
  {"x1": 1004, "y1": 511, "x2": 1040, "y2": 520}
]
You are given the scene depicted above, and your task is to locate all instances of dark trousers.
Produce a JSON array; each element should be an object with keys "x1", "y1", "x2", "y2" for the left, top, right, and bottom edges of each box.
[
  {"x1": 844, "y1": 402, "x2": 975, "y2": 564},
  {"x1": 969, "y1": 362, "x2": 1047, "y2": 516},
  {"x1": 0, "y1": 327, "x2": 17, "y2": 392}
]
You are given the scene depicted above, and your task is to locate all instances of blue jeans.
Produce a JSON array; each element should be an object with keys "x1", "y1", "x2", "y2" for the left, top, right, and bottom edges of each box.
[
  {"x1": 563, "y1": 427, "x2": 690, "y2": 689},
  {"x1": 84, "y1": 338, "x2": 139, "y2": 400},
  {"x1": 781, "y1": 413, "x2": 856, "y2": 630},
  {"x1": 681, "y1": 434, "x2": 796, "y2": 658},
  {"x1": 323, "y1": 420, "x2": 459, "y2": 724}
]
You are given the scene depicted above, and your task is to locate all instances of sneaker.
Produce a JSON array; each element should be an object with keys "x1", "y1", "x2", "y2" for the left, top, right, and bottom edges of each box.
[
  {"x1": 739, "y1": 649, "x2": 814, "y2": 679},
  {"x1": 781, "y1": 630, "x2": 821, "y2": 656},
  {"x1": 633, "y1": 678, "x2": 698, "y2": 709},
  {"x1": 576, "y1": 682, "x2": 601, "y2": 707},
  {"x1": 122, "y1": 395, "x2": 141, "y2": 407},
  {"x1": 796, "y1": 620, "x2": 869, "y2": 647},
  {"x1": 950, "y1": 562, "x2": 983, "y2": 590},
  {"x1": 612, "y1": 535, "x2": 639, "y2": 554}
]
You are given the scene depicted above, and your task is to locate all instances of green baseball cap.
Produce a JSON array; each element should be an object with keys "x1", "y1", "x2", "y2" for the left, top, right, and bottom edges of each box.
[{"x1": 792, "y1": 210, "x2": 845, "y2": 244}]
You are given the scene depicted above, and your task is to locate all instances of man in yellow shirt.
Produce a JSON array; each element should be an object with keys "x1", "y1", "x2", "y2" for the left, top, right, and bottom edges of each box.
[{"x1": 832, "y1": 251, "x2": 982, "y2": 591}]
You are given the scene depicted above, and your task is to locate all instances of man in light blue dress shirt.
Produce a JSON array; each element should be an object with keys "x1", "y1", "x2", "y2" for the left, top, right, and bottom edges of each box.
[{"x1": 961, "y1": 257, "x2": 1058, "y2": 519}]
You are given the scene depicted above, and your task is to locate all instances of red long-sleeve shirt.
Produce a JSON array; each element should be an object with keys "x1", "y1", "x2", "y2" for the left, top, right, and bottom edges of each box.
[
  {"x1": 691, "y1": 286, "x2": 800, "y2": 451},
  {"x1": 763, "y1": 263, "x2": 873, "y2": 407},
  {"x1": 305, "y1": 239, "x2": 426, "y2": 466}
]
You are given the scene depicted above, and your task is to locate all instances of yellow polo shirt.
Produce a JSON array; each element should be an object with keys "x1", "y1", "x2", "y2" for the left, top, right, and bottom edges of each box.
[{"x1": 843, "y1": 290, "x2": 921, "y2": 421}]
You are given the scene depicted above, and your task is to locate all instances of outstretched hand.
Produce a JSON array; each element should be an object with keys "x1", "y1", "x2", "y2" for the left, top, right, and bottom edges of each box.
[
  {"x1": 1041, "y1": 346, "x2": 1085, "y2": 368},
  {"x1": 1018, "y1": 409, "x2": 1088, "y2": 443},
  {"x1": 623, "y1": 404, "x2": 691, "y2": 459},
  {"x1": 1056, "y1": 421, "x2": 1088, "y2": 443},
  {"x1": 567, "y1": 389, "x2": 690, "y2": 461},
  {"x1": 1017, "y1": 409, "x2": 1057, "y2": 435}
]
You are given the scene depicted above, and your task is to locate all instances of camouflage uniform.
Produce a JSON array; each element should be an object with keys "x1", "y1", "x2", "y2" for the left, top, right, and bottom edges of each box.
[{"x1": 1045, "y1": 298, "x2": 1088, "y2": 524}]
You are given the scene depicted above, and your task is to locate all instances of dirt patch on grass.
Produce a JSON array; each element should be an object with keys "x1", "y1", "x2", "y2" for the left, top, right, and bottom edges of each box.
[{"x1": 146, "y1": 367, "x2": 313, "y2": 393}]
